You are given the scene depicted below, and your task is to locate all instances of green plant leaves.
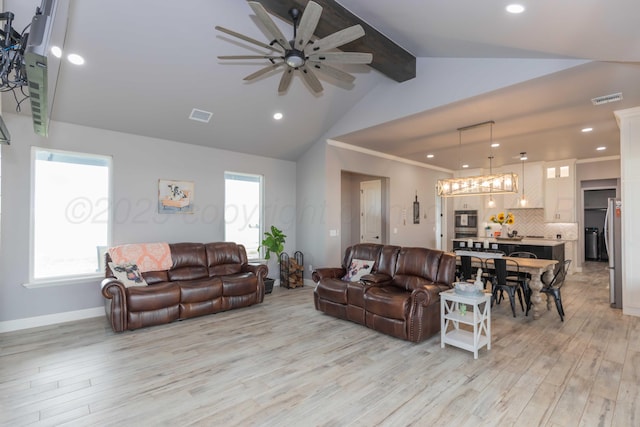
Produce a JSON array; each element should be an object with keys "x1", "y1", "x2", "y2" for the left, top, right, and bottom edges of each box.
[{"x1": 260, "y1": 225, "x2": 287, "y2": 260}]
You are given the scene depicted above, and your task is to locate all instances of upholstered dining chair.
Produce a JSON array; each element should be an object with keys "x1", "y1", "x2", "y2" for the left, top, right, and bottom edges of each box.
[
  {"x1": 527, "y1": 259, "x2": 572, "y2": 321},
  {"x1": 490, "y1": 258, "x2": 526, "y2": 317}
]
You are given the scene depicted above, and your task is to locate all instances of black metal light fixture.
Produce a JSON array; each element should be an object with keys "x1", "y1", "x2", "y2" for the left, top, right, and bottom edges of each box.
[{"x1": 519, "y1": 152, "x2": 528, "y2": 207}]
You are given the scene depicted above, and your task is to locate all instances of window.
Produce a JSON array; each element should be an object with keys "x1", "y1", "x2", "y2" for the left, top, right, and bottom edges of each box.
[
  {"x1": 0, "y1": 147, "x2": 2, "y2": 240},
  {"x1": 31, "y1": 148, "x2": 111, "y2": 281},
  {"x1": 224, "y1": 172, "x2": 263, "y2": 259}
]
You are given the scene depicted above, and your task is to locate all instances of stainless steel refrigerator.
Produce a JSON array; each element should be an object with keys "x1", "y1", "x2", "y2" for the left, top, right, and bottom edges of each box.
[{"x1": 604, "y1": 198, "x2": 622, "y2": 308}]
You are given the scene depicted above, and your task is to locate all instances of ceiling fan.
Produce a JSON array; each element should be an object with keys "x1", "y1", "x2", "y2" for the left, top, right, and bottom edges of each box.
[{"x1": 215, "y1": 1, "x2": 373, "y2": 94}]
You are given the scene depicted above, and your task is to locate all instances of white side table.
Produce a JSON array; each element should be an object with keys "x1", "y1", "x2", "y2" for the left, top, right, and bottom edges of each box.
[{"x1": 440, "y1": 289, "x2": 491, "y2": 359}]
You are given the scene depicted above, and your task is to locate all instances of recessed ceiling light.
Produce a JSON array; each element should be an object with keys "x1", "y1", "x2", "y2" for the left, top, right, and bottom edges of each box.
[
  {"x1": 67, "y1": 53, "x2": 85, "y2": 65},
  {"x1": 50, "y1": 46, "x2": 62, "y2": 58},
  {"x1": 273, "y1": 112, "x2": 283, "y2": 120},
  {"x1": 582, "y1": 127, "x2": 593, "y2": 133},
  {"x1": 597, "y1": 146, "x2": 606, "y2": 151},
  {"x1": 491, "y1": 143, "x2": 500, "y2": 148},
  {"x1": 462, "y1": 164, "x2": 469, "y2": 168},
  {"x1": 426, "y1": 154, "x2": 434, "y2": 158},
  {"x1": 506, "y1": 4, "x2": 525, "y2": 14}
]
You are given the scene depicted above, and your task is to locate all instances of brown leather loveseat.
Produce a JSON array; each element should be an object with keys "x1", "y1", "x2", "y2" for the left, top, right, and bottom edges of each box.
[
  {"x1": 101, "y1": 242, "x2": 268, "y2": 332},
  {"x1": 313, "y1": 243, "x2": 456, "y2": 342}
]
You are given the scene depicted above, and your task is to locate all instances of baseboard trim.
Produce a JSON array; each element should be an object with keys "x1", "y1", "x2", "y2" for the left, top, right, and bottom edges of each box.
[{"x1": 0, "y1": 307, "x2": 104, "y2": 333}]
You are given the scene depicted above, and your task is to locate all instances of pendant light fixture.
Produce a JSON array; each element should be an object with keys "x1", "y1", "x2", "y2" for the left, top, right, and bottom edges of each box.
[
  {"x1": 437, "y1": 120, "x2": 518, "y2": 197},
  {"x1": 487, "y1": 155, "x2": 496, "y2": 208},
  {"x1": 519, "y1": 152, "x2": 527, "y2": 207}
]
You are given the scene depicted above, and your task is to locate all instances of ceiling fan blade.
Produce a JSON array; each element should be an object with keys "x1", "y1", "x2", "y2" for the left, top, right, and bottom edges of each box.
[
  {"x1": 215, "y1": 26, "x2": 282, "y2": 53},
  {"x1": 218, "y1": 55, "x2": 281, "y2": 60},
  {"x1": 243, "y1": 62, "x2": 285, "y2": 81},
  {"x1": 248, "y1": 1, "x2": 290, "y2": 51},
  {"x1": 295, "y1": 1, "x2": 322, "y2": 50},
  {"x1": 308, "y1": 52, "x2": 373, "y2": 64},
  {"x1": 305, "y1": 25, "x2": 365, "y2": 54},
  {"x1": 299, "y1": 66, "x2": 323, "y2": 93},
  {"x1": 278, "y1": 68, "x2": 294, "y2": 93},
  {"x1": 307, "y1": 62, "x2": 355, "y2": 83}
]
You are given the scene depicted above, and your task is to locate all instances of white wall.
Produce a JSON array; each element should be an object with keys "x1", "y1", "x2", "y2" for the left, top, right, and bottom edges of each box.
[
  {"x1": 0, "y1": 114, "x2": 296, "y2": 325},
  {"x1": 322, "y1": 145, "x2": 450, "y2": 267},
  {"x1": 295, "y1": 137, "x2": 327, "y2": 278},
  {"x1": 615, "y1": 107, "x2": 640, "y2": 317},
  {"x1": 327, "y1": 58, "x2": 590, "y2": 138}
]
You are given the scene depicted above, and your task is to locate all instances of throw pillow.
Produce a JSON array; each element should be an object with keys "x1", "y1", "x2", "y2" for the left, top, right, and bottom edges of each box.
[
  {"x1": 343, "y1": 259, "x2": 374, "y2": 282},
  {"x1": 108, "y1": 262, "x2": 148, "y2": 288}
]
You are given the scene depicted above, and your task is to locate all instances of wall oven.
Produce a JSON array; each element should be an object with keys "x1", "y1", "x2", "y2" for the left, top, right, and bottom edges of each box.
[{"x1": 454, "y1": 210, "x2": 478, "y2": 238}]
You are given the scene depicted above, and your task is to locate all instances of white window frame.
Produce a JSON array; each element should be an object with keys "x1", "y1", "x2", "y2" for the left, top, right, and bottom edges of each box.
[
  {"x1": 223, "y1": 171, "x2": 264, "y2": 260},
  {"x1": 27, "y1": 147, "x2": 113, "y2": 287}
]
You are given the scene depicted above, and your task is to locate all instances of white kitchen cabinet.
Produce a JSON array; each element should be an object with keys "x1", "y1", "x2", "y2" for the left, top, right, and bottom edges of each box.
[
  {"x1": 502, "y1": 162, "x2": 544, "y2": 209},
  {"x1": 544, "y1": 159, "x2": 576, "y2": 222}
]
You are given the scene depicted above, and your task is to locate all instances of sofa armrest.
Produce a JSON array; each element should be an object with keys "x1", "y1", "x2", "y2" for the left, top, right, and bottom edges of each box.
[
  {"x1": 361, "y1": 273, "x2": 392, "y2": 285},
  {"x1": 101, "y1": 278, "x2": 128, "y2": 332},
  {"x1": 244, "y1": 263, "x2": 268, "y2": 280},
  {"x1": 410, "y1": 284, "x2": 444, "y2": 307},
  {"x1": 312, "y1": 267, "x2": 345, "y2": 283}
]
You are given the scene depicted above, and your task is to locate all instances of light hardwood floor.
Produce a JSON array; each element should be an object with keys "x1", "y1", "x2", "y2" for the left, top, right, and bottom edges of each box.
[{"x1": 1, "y1": 262, "x2": 639, "y2": 426}]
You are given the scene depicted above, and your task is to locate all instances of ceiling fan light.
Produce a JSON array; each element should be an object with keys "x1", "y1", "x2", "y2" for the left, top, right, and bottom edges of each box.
[{"x1": 285, "y1": 53, "x2": 305, "y2": 68}]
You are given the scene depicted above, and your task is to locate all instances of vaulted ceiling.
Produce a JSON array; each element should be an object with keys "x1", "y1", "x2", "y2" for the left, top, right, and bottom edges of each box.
[{"x1": 3, "y1": 1, "x2": 640, "y2": 170}]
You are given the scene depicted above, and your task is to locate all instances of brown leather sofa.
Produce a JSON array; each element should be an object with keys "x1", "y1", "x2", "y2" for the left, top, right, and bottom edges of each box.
[
  {"x1": 313, "y1": 244, "x2": 456, "y2": 342},
  {"x1": 101, "y1": 242, "x2": 268, "y2": 332}
]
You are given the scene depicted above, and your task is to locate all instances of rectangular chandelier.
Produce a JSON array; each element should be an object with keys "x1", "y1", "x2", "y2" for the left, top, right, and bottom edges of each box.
[{"x1": 437, "y1": 172, "x2": 518, "y2": 197}]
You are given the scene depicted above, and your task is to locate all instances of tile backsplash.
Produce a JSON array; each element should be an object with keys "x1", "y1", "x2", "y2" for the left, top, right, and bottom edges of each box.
[{"x1": 481, "y1": 208, "x2": 578, "y2": 241}]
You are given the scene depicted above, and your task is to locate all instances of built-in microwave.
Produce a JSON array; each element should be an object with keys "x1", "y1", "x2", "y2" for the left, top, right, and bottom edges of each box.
[{"x1": 454, "y1": 209, "x2": 478, "y2": 238}]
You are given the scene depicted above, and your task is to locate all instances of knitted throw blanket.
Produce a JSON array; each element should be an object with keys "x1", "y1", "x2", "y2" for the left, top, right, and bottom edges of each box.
[{"x1": 108, "y1": 242, "x2": 172, "y2": 273}]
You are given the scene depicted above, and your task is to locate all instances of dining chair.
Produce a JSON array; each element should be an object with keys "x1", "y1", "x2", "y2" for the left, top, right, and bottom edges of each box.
[
  {"x1": 482, "y1": 250, "x2": 505, "y2": 284},
  {"x1": 490, "y1": 258, "x2": 526, "y2": 317},
  {"x1": 457, "y1": 254, "x2": 486, "y2": 285},
  {"x1": 508, "y1": 251, "x2": 537, "y2": 259},
  {"x1": 527, "y1": 259, "x2": 572, "y2": 321},
  {"x1": 507, "y1": 251, "x2": 537, "y2": 307}
]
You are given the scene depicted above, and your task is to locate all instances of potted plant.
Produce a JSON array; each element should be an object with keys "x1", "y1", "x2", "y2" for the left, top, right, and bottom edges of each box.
[{"x1": 260, "y1": 225, "x2": 286, "y2": 294}]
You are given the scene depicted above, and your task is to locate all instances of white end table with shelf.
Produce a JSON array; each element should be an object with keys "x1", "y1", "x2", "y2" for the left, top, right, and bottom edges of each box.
[{"x1": 440, "y1": 289, "x2": 491, "y2": 359}]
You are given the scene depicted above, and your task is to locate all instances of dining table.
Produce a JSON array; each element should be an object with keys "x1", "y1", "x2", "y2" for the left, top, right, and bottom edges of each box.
[{"x1": 453, "y1": 251, "x2": 558, "y2": 320}]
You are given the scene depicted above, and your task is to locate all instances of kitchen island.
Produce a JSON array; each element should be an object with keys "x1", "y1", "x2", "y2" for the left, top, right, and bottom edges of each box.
[{"x1": 452, "y1": 237, "x2": 565, "y2": 277}]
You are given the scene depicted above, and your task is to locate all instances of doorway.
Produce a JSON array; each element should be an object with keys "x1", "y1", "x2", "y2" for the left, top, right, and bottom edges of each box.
[
  {"x1": 360, "y1": 180, "x2": 382, "y2": 244},
  {"x1": 340, "y1": 171, "x2": 389, "y2": 254},
  {"x1": 583, "y1": 187, "x2": 616, "y2": 262}
]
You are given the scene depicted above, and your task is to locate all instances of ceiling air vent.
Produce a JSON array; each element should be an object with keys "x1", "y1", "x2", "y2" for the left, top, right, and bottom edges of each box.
[
  {"x1": 189, "y1": 108, "x2": 213, "y2": 123},
  {"x1": 591, "y1": 92, "x2": 623, "y2": 106}
]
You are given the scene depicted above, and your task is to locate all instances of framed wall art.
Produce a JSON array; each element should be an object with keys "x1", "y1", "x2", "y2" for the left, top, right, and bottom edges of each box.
[{"x1": 158, "y1": 179, "x2": 194, "y2": 213}]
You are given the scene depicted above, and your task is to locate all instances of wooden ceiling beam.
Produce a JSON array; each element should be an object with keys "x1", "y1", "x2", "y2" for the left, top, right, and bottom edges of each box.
[{"x1": 251, "y1": 0, "x2": 416, "y2": 82}]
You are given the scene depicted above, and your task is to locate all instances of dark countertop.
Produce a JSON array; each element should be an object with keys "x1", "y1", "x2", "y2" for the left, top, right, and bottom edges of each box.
[{"x1": 452, "y1": 238, "x2": 565, "y2": 247}]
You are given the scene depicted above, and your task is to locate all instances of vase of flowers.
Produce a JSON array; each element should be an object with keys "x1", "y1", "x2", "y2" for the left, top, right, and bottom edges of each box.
[{"x1": 490, "y1": 212, "x2": 514, "y2": 236}]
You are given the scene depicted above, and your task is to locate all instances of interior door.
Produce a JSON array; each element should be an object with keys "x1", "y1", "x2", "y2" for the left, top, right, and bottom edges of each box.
[{"x1": 360, "y1": 180, "x2": 382, "y2": 244}]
